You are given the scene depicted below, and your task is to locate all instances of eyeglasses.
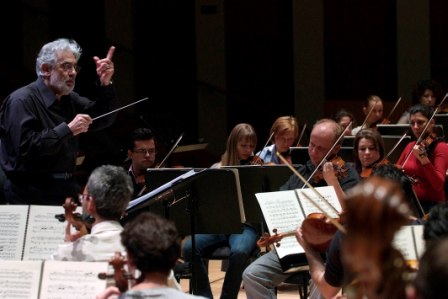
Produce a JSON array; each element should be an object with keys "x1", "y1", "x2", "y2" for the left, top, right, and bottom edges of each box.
[
  {"x1": 133, "y1": 148, "x2": 157, "y2": 155},
  {"x1": 78, "y1": 193, "x2": 92, "y2": 203},
  {"x1": 58, "y1": 62, "x2": 81, "y2": 73}
]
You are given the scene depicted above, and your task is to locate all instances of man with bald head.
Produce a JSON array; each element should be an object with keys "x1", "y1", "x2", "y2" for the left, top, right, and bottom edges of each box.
[{"x1": 242, "y1": 119, "x2": 360, "y2": 299}]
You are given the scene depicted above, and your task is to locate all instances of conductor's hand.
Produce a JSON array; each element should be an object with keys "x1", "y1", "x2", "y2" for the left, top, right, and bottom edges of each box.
[
  {"x1": 68, "y1": 114, "x2": 93, "y2": 136},
  {"x1": 94, "y1": 46, "x2": 115, "y2": 86}
]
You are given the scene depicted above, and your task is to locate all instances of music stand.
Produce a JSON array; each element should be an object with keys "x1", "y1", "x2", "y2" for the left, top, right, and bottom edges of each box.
[
  {"x1": 435, "y1": 114, "x2": 448, "y2": 141},
  {"x1": 221, "y1": 165, "x2": 292, "y2": 224},
  {"x1": 121, "y1": 168, "x2": 245, "y2": 295}
]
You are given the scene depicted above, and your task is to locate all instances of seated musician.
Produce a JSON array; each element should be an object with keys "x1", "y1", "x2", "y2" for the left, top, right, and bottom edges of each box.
[
  {"x1": 396, "y1": 104, "x2": 448, "y2": 213},
  {"x1": 126, "y1": 128, "x2": 157, "y2": 198},
  {"x1": 351, "y1": 95, "x2": 384, "y2": 135},
  {"x1": 256, "y1": 116, "x2": 299, "y2": 164},
  {"x1": 338, "y1": 176, "x2": 411, "y2": 299},
  {"x1": 96, "y1": 212, "x2": 206, "y2": 299},
  {"x1": 334, "y1": 109, "x2": 356, "y2": 136},
  {"x1": 294, "y1": 164, "x2": 423, "y2": 299},
  {"x1": 398, "y1": 79, "x2": 443, "y2": 124},
  {"x1": 353, "y1": 128, "x2": 386, "y2": 178},
  {"x1": 182, "y1": 123, "x2": 260, "y2": 299},
  {"x1": 51, "y1": 165, "x2": 180, "y2": 289},
  {"x1": 242, "y1": 119, "x2": 360, "y2": 299},
  {"x1": 407, "y1": 203, "x2": 448, "y2": 299}
]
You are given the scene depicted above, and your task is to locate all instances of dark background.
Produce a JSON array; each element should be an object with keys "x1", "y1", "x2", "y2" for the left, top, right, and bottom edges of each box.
[{"x1": 1, "y1": 0, "x2": 447, "y2": 174}]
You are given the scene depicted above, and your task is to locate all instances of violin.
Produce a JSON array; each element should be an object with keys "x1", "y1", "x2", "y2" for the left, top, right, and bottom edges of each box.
[
  {"x1": 311, "y1": 155, "x2": 349, "y2": 183},
  {"x1": 55, "y1": 198, "x2": 94, "y2": 236},
  {"x1": 256, "y1": 228, "x2": 296, "y2": 248},
  {"x1": 360, "y1": 158, "x2": 390, "y2": 178},
  {"x1": 98, "y1": 252, "x2": 135, "y2": 292},
  {"x1": 248, "y1": 155, "x2": 265, "y2": 165},
  {"x1": 418, "y1": 132, "x2": 437, "y2": 154},
  {"x1": 301, "y1": 212, "x2": 342, "y2": 253}
]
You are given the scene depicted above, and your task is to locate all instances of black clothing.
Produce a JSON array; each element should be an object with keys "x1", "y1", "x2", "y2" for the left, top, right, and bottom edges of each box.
[{"x1": 0, "y1": 77, "x2": 117, "y2": 204}]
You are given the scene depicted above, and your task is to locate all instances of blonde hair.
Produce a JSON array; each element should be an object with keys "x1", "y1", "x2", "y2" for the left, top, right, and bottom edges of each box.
[
  {"x1": 220, "y1": 123, "x2": 257, "y2": 166},
  {"x1": 270, "y1": 116, "x2": 299, "y2": 143}
]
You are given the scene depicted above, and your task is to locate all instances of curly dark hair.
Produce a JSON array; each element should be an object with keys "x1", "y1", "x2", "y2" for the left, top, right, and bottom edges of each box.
[{"x1": 121, "y1": 212, "x2": 181, "y2": 276}]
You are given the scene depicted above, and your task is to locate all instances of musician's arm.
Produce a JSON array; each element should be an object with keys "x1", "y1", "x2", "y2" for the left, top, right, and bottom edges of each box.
[{"x1": 296, "y1": 227, "x2": 341, "y2": 299}]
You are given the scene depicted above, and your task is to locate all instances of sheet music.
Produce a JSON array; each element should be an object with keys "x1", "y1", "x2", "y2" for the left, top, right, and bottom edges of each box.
[
  {"x1": 0, "y1": 260, "x2": 42, "y2": 298},
  {"x1": 127, "y1": 169, "x2": 198, "y2": 210},
  {"x1": 298, "y1": 186, "x2": 342, "y2": 218},
  {"x1": 22, "y1": 205, "x2": 69, "y2": 261},
  {"x1": 392, "y1": 225, "x2": 425, "y2": 261},
  {"x1": 39, "y1": 261, "x2": 108, "y2": 299},
  {"x1": 0, "y1": 205, "x2": 29, "y2": 260},
  {"x1": 256, "y1": 190, "x2": 305, "y2": 258}
]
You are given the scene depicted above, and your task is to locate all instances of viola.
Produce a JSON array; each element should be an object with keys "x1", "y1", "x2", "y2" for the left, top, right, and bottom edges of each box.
[{"x1": 312, "y1": 155, "x2": 349, "y2": 183}]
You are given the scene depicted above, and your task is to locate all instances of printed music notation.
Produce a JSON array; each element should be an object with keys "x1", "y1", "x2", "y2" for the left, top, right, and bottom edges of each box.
[
  {"x1": 0, "y1": 205, "x2": 79, "y2": 261},
  {"x1": 0, "y1": 260, "x2": 109, "y2": 299}
]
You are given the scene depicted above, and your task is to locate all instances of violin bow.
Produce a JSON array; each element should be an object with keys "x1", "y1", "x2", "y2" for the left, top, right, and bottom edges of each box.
[
  {"x1": 296, "y1": 122, "x2": 307, "y2": 147},
  {"x1": 277, "y1": 152, "x2": 343, "y2": 222},
  {"x1": 384, "y1": 97, "x2": 402, "y2": 121},
  {"x1": 401, "y1": 92, "x2": 448, "y2": 168},
  {"x1": 360, "y1": 99, "x2": 378, "y2": 129},
  {"x1": 383, "y1": 131, "x2": 409, "y2": 162},
  {"x1": 136, "y1": 132, "x2": 184, "y2": 197},
  {"x1": 304, "y1": 121, "x2": 352, "y2": 186},
  {"x1": 92, "y1": 97, "x2": 149, "y2": 121}
]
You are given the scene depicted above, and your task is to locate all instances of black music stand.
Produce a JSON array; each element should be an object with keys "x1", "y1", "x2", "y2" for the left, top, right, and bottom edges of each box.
[
  {"x1": 221, "y1": 165, "x2": 292, "y2": 224},
  {"x1": 435, "y1": 114, "x2": 448, "y2": 141},
  {"x1": 121, "y1": 168, "x2": 245, "y2": 295}
]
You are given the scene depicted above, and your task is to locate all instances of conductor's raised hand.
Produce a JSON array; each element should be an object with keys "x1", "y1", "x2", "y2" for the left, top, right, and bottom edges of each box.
[
  {"x1": 68, "y1": 114, "x2": 93, "y2": 136},
  {"x1": 93, "y1": 46, "x2": 115, "y2": 86}
]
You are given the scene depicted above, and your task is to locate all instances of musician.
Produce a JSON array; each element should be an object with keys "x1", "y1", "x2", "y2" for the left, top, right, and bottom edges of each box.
[
  {"x1": 256, "y1": 116, "x2": 299, "y2": 164},
  {"x1": 242, "y1": 119, "x2": 360, "y2": 299},
  {"x1": 126, "y1": 128, "x2": 157, "y2": 198},
  {"x1": 96, "y1": 212, "x2": 206, "y2": 299},
  {"x1": 52, "y1": 164, "x2": 182, "y2": 290},
  {"x1": 353, "y1": 128, "x2": 385, "y2": 178},
  {"x1": 351, "y1": 95, "x2": 384, "y2": 135},
  {"x1": 408, "y1": 238, "x2": 448, "y2": 299},
  {"x1": 334, "y1": 109, "x2": 356, "y2": 136},
  {"x1": 396, "y1": 104, "x2": 448, "y2": 213},
  {"x1": 52, "y1": 165, "x2": 133, "y2": 261},
  {"x1": 398, "y1": 79, "x2": 444, "y2": 124},
  {"x1": 0, "y1": 38, "x2": 118, "y2": 205},
  {"x1": 295, "y1": 164, "x2": 423, "y2": 299},
  {"x1": 182, "y1": 123, "x2": 259, "y2": 299}
]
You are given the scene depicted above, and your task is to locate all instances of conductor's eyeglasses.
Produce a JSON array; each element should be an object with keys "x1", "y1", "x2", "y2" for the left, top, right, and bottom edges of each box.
[
  {"x1": 133, "y1": 148, "x2": 157, "y2": 155},
  {"x1": 58, "y1": 62, "x2": 81, "y2": 73}
]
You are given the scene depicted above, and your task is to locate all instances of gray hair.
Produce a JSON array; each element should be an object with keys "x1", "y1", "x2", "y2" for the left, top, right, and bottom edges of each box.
[
  {"x1": 86, "y1": 165, "x2": 134, "y2": 220},
  {"x1": 36, "y1": 38, "x2": 82, "y2": 76}
]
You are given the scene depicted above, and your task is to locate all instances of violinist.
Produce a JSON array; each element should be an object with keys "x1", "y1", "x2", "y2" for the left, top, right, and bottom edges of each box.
[
  {"x1": 242, "y1": 119, "x2": 360, "y2": 299},
  {"x1": 353, "y1": 129, "x2": 385, "y2": 178},
  {"x1": 351, "y1": 95, "x2": 384, "y2": 135},
  {"x1": 334, "y1": 109, "x2": 356, "y2": 136},
  {"x1": 96, "y1": 212, "x2": 206, "y2": 299},
  {"x1": 396, "y1": 104, "x2": 448, "y2": 213},
  {"x1": 183, "y1": 123, "x2": 259, "y2": 299},
  {"x1": 293, "y1": 165, "x2": 423, "y2": 299},
  {"x1": 256, "y1": 116, "x2": 299, "y2": 164},
  {"x1": 398, "y1": 79, "x2": 443, "y2": 124},
  {"x1": 126, "y1": 128, "x2": 157, "y2": 198},
  {"x1": 52, "y1": 165, "x2": 133, "y2": 261}
]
